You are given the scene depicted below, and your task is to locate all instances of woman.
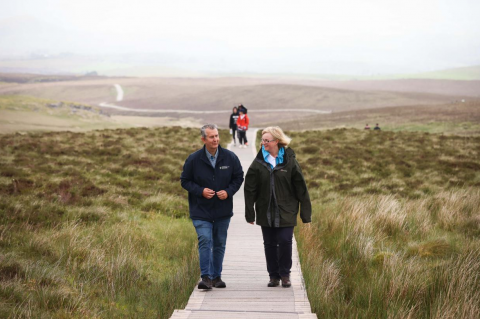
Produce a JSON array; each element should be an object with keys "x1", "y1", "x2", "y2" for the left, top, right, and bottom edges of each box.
[
  {"x1": 229, "y1": 106, "x2": 239, "y2": 146},
  {"x1": 244, "y1": 126, "x2": 311, "y2": 288},
  {"x1": 236, "y1": 108, "x2": 250, "y2": 148}
]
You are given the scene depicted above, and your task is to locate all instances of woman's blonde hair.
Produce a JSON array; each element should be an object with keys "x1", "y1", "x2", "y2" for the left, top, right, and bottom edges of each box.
[{"x1": 262, "y1": 126, "x2": 292, "y2": 148}]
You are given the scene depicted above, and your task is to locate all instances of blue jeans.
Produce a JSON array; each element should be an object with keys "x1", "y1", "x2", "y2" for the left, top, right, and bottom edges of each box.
[{"x1": 192, "y1": 218, "x2": 231, "y2": 279}]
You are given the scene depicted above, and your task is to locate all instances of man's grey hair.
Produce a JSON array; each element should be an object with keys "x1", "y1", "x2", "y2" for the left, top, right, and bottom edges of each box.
[{"x1": 201, "y1": 124, "x2": 218, "y2": 138}]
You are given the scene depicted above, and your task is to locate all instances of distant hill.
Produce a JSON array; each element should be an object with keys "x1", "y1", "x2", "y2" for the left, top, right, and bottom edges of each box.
[
  {"x1": 0, "y1": 77, "x2": 460, "y2": 127},
  {"x1": 1, "y1": 49, "x2": 480, "y2": 80},
  {"x1": 0, "y1": 72, "x2": 111, "y2": 84},
  {"x1": 270, "y1": 100, "x2": 480, "y2": 135},
  {"x1": 402, "y1": 65, "x2": 480, "y2": 80},
  {"x1": 242, "y1": 65, "x2": 480, "y2": 81},
  {"x1": 306, "y1": 79, "x2": 480, "y2": 98}
]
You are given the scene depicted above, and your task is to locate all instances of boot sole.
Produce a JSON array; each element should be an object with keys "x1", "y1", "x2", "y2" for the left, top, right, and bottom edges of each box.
[{"x1": 198, "y1": 283, "x2": 212, "y2": 289}]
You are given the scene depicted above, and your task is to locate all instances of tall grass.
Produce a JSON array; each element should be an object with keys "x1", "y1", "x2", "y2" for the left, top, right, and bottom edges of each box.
[
  {"x1": 287, "y1": 129, "x2": 480, "y2": 318},
  {"x1": 0, "y1": 126, "x2": 230, "y2": 318}
]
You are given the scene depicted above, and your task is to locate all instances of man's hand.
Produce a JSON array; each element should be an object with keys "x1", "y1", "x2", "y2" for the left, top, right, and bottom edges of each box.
[
  {"x1": 216, "y1": 190, "x2": 228, "y2": 200},
  {"x1": 202, "y1": 188, "x2": 216, "y2": 199}
]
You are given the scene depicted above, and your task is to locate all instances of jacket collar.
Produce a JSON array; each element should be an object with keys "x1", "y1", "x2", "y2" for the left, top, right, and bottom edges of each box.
[
  {"x1": 202, "y1": 145, "x2": 225, "y2": 165},
  {"x1": 255, "y1": 146, "x2": 290, "y2": 169},
  {"x1": 261, "y1": 145, "x2": 285, "y2": 168}
]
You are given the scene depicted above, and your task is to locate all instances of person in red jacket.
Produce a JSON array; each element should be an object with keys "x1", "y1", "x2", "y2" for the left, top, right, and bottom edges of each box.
[{"x1": 236, "y1": 108, "x2": 250, "y2": 148}]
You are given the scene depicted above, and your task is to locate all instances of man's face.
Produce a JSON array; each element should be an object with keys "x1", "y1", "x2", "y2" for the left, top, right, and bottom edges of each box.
[{"x1": 202, "y1": 128, "x2": 220, "y2": 151}]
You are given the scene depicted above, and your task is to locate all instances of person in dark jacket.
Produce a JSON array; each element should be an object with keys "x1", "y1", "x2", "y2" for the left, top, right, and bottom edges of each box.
[
  {"x1": 229, "y1": 106, "x2": 239, "y2": 146},
  {"x1": 181, "y1": 124, "x2": 244, "y2": 289},
  {"x1": 244, "y1": 126, "x2": 311, "y2": 288}
]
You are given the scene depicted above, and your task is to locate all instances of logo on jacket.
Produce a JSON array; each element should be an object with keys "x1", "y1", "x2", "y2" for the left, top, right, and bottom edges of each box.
[
  {"x1": 220, "y1": 166, "x2": 230, "y2": 170},
  {"x1": 280, "y1": 169, "x2": 288, "y2": 172}
]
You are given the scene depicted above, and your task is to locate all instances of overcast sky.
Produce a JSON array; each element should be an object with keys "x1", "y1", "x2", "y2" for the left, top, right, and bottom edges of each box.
[{"x1": 1, "y1": 0, "x2": 480, "y2": 74}]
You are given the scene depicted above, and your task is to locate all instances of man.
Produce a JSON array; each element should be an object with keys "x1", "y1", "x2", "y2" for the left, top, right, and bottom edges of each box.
[{"x1": 181, "y1": 124, "x2": 244, "y2": 289}]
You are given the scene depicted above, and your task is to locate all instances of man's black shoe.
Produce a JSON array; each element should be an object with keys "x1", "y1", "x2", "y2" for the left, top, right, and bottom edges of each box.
[
  {"x1": 212, "y1": 277, "x2": 226, "y2": 288},
  {"x1": 268, "y1": 277, "x2": 280, "y2": 287},
  {"x1": 198, "y1": 276, "x2": 212, "y2": 289}
]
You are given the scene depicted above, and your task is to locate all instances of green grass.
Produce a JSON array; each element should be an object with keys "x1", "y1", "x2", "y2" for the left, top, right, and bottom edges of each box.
[
  {"x1": 385, "y1": 121, "x2": 480, "y2": 135},
  {"x1": 3, "y1": 125, "x2": 479, "y2": 317},
  {"x1": 287, "y1": 129, "x2": 480, "y2": 199},
  {"x1": 0, "y1": 126, "x2": 231, "y2": 318},
  {"x1": 0, "y1": 95, "x2": 101, "y2": 114},
  {"x1": 283, "y1": 129, "x2": 480, "y2": 318}
]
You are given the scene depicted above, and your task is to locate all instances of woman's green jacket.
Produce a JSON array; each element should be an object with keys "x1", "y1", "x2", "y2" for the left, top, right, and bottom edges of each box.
[{"x1": 244, "y1": 147, "x2": 311, "y2": 227}]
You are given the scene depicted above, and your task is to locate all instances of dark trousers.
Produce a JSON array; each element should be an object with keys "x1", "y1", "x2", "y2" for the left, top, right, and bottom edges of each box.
[
  {"x1": 261, "y1": 226, "x2": 294, "y2": 278},
  {"x1": 231, "y1": 127, "x2": 237, "y2": 144},
  {"x1": 238, "y1": 131, "x2": 247, "y2": 145}
]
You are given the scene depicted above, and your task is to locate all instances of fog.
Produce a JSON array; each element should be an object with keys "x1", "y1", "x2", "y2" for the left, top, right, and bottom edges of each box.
[{"x1": 1, "y1": 0, "x2": 480, "y2": 75}]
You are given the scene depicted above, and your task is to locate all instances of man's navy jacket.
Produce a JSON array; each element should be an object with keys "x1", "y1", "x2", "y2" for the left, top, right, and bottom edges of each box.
[{"x1": 180, "y1": 145, "x2": 244, "y2": 222}]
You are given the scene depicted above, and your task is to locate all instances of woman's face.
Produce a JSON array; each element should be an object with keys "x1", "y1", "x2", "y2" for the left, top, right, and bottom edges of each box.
[
  {"x1": 233, "y1": 107, "x2": 237, "y2": 113},
  {"x1": 262, "y1": 133, "x2": 278, "y2": 153}
]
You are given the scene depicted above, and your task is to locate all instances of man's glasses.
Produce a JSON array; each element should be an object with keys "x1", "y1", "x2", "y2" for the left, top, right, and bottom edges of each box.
[{"x1": 261, "y1": 139, "x2": 276, "y2": 144}]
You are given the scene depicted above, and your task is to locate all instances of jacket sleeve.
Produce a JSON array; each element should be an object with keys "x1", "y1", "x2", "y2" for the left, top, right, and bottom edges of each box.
[
  {"x1": 244, "y1": 163, "x2": 258, "y2": 223},
  {"x1": 245, "y1": 115, "x2": 250, "y2": 130},
  {"x1": 292, "y1": 158, "x2": 312, "y2": 223},
  {"x1": 225, "y1": 154, "x2": 244, "y2": 198},
  {"x1": 229, "y1": 114, "x2": 232, "y2": 129},
  {"x1": 180, "y1": 155, "x2": 204, "y2": 197}
]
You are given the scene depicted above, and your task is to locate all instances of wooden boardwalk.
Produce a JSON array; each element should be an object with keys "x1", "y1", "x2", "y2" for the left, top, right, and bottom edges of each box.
[{"x1": 170, "y1": 129, "x2": 316, "y2": 319}]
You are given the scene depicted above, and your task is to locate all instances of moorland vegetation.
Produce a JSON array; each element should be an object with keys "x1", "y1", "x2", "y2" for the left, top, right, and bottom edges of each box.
[
  {"x1": 0, "y1": 127, "x2": 230, "y2": 318},
  {"x1": 285, "y1": 129, "x2": 480, "y2": 318},
  {"x1": 1, "y1": 122, "x2": 479, "y2": 318}
]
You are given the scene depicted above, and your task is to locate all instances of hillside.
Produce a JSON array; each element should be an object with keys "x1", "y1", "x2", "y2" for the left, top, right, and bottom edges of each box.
[
  {"x1": 0, "y1": 95, "x2": 201, "y2": 134},
  {"x1": 405, "y1": 65, "x2": 480, "y2": 80},
  {"x1": 305, "y1": 79, "x2": 480, "y2": 98},
  {"x1": 0, "y1": 77, "x2": 463, "y2": 128},
  {"x1": 1, "y1": 50, "x2": 479, "y2": 80},
  {"x1": 0, "y1": 72, "x2": 112, "y2": 84},
  {"x1": 271, "y1": 100, "x2": 480, "y2": 135}
]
